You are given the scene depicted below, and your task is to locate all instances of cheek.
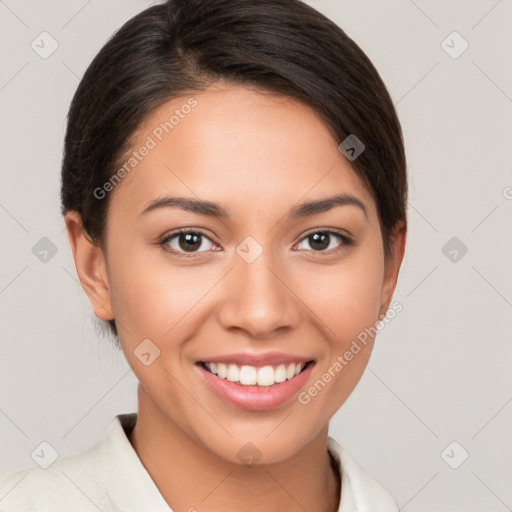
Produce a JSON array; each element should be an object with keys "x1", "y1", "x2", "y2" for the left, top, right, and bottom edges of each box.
[
  {"x1": 107, "y1": 248, "x2": 218, "y2": 342},
  {"x1": 295, "y1": 252, "x2": 384, "y2": 417},
  {"x1": 107, "y1": 256, "x2": 211, "y2": 399},
  {"x1": 302, "y1": 250, "x2": 384, "y2": 341}
]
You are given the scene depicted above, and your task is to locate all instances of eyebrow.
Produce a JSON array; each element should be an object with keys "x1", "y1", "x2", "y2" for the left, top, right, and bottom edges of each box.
[{"x1": 139, "y1": 193, "x2": 368, "y2": 221}]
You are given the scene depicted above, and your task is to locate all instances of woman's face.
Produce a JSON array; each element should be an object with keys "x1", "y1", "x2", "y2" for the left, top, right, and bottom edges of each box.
[{"x1": 73, "y1": 83, "x2": 404, "y2": 465}]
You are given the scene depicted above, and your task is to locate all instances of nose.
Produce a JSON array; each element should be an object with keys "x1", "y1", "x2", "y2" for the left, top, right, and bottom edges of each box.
[{"x1": 217, "y1": 249, "x2": 302, "y2": 338}]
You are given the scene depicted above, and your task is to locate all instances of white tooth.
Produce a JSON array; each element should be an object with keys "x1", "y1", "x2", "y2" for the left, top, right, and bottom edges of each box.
[
  {"x1": 226, "y1": 364, "x2": 240, "y2": 382},
  {"x1": 239, "y1": 365, "x2": 257, "y2": 385},
  {"x1": 257, "y1": 365, "x2": 275, "y2": 386},
  {"x1": 217, "y1": 363, "x2": 228, "y2": 379},
  {"x1": 274, "y1": 364, "x2": 287, "y2": 383},
  {"x1": 209, "y1": 362, "x2": 305, "y2": 386}
]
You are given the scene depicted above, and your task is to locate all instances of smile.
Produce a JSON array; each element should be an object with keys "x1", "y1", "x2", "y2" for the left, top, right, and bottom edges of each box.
[
  {"x1": 200, "y1": 361, "x2": 310, "y2": 386},
  {"x1": 197, "y1": 360, "x2": 315, "y2": 411}
]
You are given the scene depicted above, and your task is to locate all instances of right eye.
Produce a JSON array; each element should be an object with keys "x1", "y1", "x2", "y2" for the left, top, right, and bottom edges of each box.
[{"x1": 159, "y1": 229, "x2": 219, "y2": 257}]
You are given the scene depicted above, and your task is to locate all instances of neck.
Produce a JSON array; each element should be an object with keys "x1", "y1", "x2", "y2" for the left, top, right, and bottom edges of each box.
[{"x1": 128, "y1": 385, "x2": 341, "y2": 512}]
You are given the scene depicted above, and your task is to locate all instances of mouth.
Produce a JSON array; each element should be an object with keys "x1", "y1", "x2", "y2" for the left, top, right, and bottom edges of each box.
[
  {"x1": 197, "y1": 360, "x2": 314, "y2": 387},
  {"x1": 196, "y1": 358, "x2": 315, "y2": 411}
]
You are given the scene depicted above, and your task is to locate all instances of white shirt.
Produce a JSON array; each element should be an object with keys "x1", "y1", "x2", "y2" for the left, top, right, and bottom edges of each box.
[{"x1": 0, "y1": 413, "x2": 398, "y2": 511}]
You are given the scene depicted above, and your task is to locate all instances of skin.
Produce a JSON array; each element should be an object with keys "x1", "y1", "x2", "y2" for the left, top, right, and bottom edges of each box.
[{"x1": 65, "y1": 82, "x2": 406, "y2": 512}]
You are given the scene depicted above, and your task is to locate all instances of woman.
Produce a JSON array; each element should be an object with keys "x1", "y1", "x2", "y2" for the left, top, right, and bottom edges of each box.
[{"x1": 0, "y1": 0, "x2": 407, "y2": 510}]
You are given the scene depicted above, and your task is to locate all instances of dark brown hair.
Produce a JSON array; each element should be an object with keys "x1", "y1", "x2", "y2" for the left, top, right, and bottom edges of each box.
[{"x1": 61, "y1": 0, "x2": 408, "y2": 339}]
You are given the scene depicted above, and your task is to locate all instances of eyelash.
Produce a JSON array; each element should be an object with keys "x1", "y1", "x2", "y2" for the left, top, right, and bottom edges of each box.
[{"x1": 158, "y1": 228, "x2": 354, "y2": 258}]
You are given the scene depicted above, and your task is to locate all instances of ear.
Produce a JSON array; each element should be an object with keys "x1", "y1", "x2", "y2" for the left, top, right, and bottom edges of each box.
[
  {"x1": 380, "y1": 221, "x2": 407, "y2": 316},
  {"x1": 64, "y1": 211, "x2": 114, "y2": 321}
]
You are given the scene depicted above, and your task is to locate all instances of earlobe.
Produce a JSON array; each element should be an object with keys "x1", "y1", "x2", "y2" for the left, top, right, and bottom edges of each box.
[
  {"x1": 380, "y1": 222, "x2": 407, "y2": 316},
  {"x1": 64, "y1": 211, "x2": 115, "y2": 321}
]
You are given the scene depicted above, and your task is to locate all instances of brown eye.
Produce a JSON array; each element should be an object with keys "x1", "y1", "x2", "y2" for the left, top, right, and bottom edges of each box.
[
  {"x1": 296, "y1": 230, "x2": 352, "y2": 253},
  {"x1": 160, "y1": 229, "x2": 216, "y2": 255},
  {"x1": 176, "y1": 232, "x2": 203, "y2": 252}
]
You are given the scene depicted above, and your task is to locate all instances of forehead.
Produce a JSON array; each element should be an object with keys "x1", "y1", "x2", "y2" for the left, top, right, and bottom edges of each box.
[{"x1": 108, "y1": 83, "x2": 375, "y2": 221}]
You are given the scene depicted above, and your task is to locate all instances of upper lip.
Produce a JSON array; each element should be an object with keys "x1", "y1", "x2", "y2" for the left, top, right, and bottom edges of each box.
[{"x1": 198, "y1": 352, "x2": 314, "y2": 367}]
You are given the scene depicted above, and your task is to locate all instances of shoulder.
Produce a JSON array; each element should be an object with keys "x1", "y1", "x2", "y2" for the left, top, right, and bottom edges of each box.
[
  {"x1": 0, "y1": 436, "x2": 110, "y2": 511},
  {"x1": 327, "y1": 436, "x2": 398, "y2": 512}
]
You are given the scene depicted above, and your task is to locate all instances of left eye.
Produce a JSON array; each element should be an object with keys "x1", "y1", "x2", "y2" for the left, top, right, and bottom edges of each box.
[{"x1": 296, "y1": 230, "x2": 350, "y2": 252}]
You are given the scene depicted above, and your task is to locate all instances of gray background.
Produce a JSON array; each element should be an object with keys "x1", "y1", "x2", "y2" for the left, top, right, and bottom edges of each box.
[{"x1": 1, "y1": 0, "x2": 511, "y2": 510}]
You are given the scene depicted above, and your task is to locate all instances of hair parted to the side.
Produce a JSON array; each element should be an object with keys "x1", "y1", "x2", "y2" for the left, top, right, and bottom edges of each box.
[{"x1": 61, "y1": 0, "x2": 408, "y2": 343}]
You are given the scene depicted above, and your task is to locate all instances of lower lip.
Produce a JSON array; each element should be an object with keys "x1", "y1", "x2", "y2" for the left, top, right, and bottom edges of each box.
[{"x1": 196, "y1": 362, "x2": 314, "y2": 411}]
